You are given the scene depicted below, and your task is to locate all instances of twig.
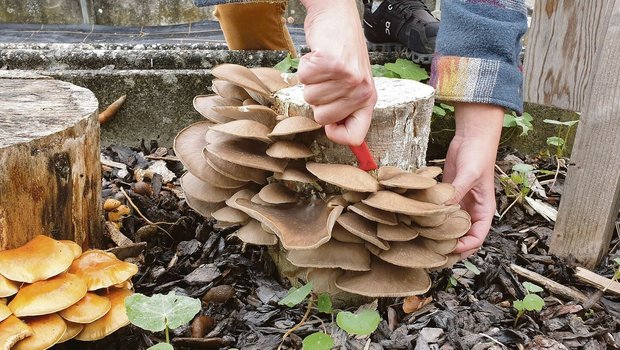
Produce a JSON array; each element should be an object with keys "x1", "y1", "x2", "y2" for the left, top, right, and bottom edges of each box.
[
  {"x1": 549, "y1": 156, "x2": 562, "y2": 190},
  {"x1": 120, "y1": 187, "x2": 173, "y2": 239},
  {"x1": 498, "y1": 196, "x2": 520, "y2": 222},
  {"x1": 278, "y1": 297, "x2": 314, "y2": 350},
  {"x1": 478, "y1": 333, "x2": 507, "y2": 349},
  {"x1": 145, "y1": 155, "x2": 179, "y2": 162}
]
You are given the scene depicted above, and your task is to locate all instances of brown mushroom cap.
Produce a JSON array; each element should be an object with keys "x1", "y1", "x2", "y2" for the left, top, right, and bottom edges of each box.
[
  {"x1": 211, "y1": 64, "x2": 272, "y2": 98},
  {"x1": 13, "y1": 313, "x2": 66, "y2": 350},
  {"x1": 68, "y1": 250, "x2": 139, "y2": 291},
  {"x1": 336, "y1": 258, "x2": 431, "y2": 297},
  {"x1": 211, "y1": 206, "x2": 250, "y2": 225},
  {"x1": 204, "y1": 148, "x2": 268, "y2": 184},
  {"x1": 59, "y1": 293, "x2": 112, "y2": 324},
  {"x1": 0, "y1": 235, "x2": 74, "y2": 283},
  {"x1": 258, "y1": 183, "x2": 298, "y2": 204},
  {"x1": 236, "y1": 220, "x2": 278, "y2": 246},
  {"x1": 415, "y1": 210, "x2": 471, "y2": 240},
  {"x1": 180, "y1": 172, "x2": 239, "y2": 203},
  {"x1": 211, "y1": 79, "x2": 252, "y2": 101},
  {"x1": 306, "y1": 162, "x2": 380, "y2": 192},
  {"x1": 406, "y1": 183, "x2": 456, "y2": 205},
  {"x1": 0, "y1": 304, "x2": 9, "y2": 323},
  {"x1": 362, "y1": 191, "x2": 459, "y2": 216},
  {"x1": 9, "y1": 273, "x2": 88, "y2": 317},
  {"x1": 60, "y1": 240, "x2": 83, "y2": 259},
  {"x1": 0, "y1": 275, "x2": 18, "y2": 298},
  {"x1": 184, "y1": 191, "x2": 226, "y2": 218},
  {"x1": 193, "y1": 95, "x2": 240, "y2": 124},
  {"x1": 75, "y1": 288, "x2": 132, "y2": 341},
  {"x1": 287, "y1": 241, "x2": 371, "y2": 271},
  {"x1": 377, "y1": 166, "x2": 406, "y2": 181},
  {"x1": 211, "y1": 105, "x2": 278, "y2": 127},
  {"x1": 368, "y1": 241, "x2": 448, "y2": 269},
  {"x1": 206, "y1": 138, "x2": 287, "y2": 173},
  {"x1": 266, "y1": 141, "x2": 313, "y2": 159},
  {"x1": 250, "y1": 67, "x2": 298, "y2": 92},
  {"x1": 336, "y1": 212, "x2": 390, "y2": 250},
  {"x1": 331, "y1": 223, "x2": 365, "y2": 244},
  {"x1": 348, "y1": 202, "x2": 398, "y2": 225},
  {"x1": 225, "y1": 189, "x2": 258, "y2": 210},
  {"x1": 418, "y1": 237, "x2": 458, "y2": 255},
  {"x1": 250, "y1": 193, "x2": 275, "y2": 206},
  {"x1": 431, "y1": 253, "x2": 461, "y2": 271},
  {"x1": 342, "y1": 191, "x2": 369, "y2": 204},
  {"x1": 305, "y1": 268, "x2": 344, "y2": 295},
  {"x1": 268, "y1": 116, "x2": 322, "y2": 137},
  {"x1": 204, "y1": 127, "x2": 238, "y2": 145},
  {"x1": 376, "y1": 223, "x2": 419, "y2": 241},
  {"x1": 235, "y1": 198, "x2": 342, "y2": 250},
  {"x1": 410, "y1": 214, "x2": 448, "y2": 227},
  {"x1": 0, "y1": 316, "x2": 32, "y2": 350},
  {"x1": 209, "y1": 119, "x2": 273, "y2": 143},
  {"x1": 326, "y1": 195, "x2": 349, "y2": 208},
  {"x1": 273, "y1": 163, "x2": 318, "y2": 183},
  {"x1": 379, "y1": 172, "x2": 437, "y2": 190},
  {"x1": 415, "y1": 166, "x2": 443, "y2": 178},
  {"x1": 57, "y1": 320, "x2": 84, "y2": 343}
]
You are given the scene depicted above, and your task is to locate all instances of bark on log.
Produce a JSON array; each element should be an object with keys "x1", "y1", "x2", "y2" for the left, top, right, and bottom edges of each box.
[
  {"x1": 274, "y1": 77, "x2": 435, "y2": 169},
  {"x1": 0, "y1": 73, "x2": 102, "y2": 249}
]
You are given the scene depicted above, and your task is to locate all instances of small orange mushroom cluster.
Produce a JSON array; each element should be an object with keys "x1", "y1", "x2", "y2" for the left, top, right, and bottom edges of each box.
[
  {"x1": 0, "y1": 235, "x2": 138, "y2": 349},
  {"x1": 174, "y1": 64, "x2": 471, "y2": 298}
]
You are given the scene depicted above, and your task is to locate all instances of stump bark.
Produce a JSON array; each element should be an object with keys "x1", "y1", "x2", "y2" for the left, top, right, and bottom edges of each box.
[
  {"x1": 0, "y1": 72, "x2": 102, "y2": 249},
  {"x1": 274, "y1": 77, "x2": 435, "y2": 169}
]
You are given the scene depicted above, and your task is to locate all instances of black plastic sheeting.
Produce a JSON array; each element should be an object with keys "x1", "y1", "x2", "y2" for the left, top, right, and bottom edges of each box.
[{"x1": 0, "y1": 20, "x2": 306, "y2": 46}]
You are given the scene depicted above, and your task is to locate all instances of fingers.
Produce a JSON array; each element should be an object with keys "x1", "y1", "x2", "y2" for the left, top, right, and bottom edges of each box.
[
  {"x1": 453, "y1": 219, "x2": 492, "y2": 254},
  {"x1": 297, "y1": 50, "x2": 347, "y2": 85},
  {"x1": 324, "y1": 106, "x2": 373, "y2": 146}
]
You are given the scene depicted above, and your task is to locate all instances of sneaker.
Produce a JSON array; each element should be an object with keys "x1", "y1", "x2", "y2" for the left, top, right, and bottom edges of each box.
[{"x1": 363, "y1": 0, "x2": 439, "y2": 64}]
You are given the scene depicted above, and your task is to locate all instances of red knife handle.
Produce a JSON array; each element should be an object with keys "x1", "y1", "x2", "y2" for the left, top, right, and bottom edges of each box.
[{"x1": 349, "y1": 142, "x2": 378, "y2": 171}]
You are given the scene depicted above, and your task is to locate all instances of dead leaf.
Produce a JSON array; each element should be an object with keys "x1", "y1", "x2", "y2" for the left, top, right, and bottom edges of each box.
[{"x1": 403, "y1": 295, "x2": 432, "y2": 313}]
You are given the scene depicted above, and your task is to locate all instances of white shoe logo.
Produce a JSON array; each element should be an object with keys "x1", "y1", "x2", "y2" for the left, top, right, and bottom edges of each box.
[
  {"x1": 385, "y1": 21, "x2": 391, "y2": 35},
  {"x1": 387, "y1": 4, "x2": 393, "y2": 10}
]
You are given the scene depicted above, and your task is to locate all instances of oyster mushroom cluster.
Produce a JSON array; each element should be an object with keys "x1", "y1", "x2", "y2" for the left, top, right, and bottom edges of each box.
[
  {"x1": 175, "y1": 63, "x2": 471, "y2": 298},
  {"x1": 0, "y1": 235, "x2": 138, "y2": 349}
]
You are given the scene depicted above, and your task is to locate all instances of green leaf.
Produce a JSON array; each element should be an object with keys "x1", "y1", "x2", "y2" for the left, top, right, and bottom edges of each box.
[
  {"x1": 148, "y1": 343, "x2": 174, "y2": 350},
  {"x1": 503, "y1": 113, "x2": 517, "y2": 127},
  {"x1": 448, "y1": 275, "x2": 458, "y2": 287},
  {"x1": 384, "y1": 59, "x2": 429, "y2": 81},
  {"x1": 546, "y1": 136, "x2": 565, "y2": 147},
  {"x1": 278, "y1": 282, "x2": 313, "y2": 307},
  {"x1": 513, "y1": 299, "x2": 524, "y2": 311},
  {"x1": 614, "y1": 257, "x2": 620, "y2": 266},
  {"x1": 522, "y1": 294, "x2": 545, "y2": 311},
  {"x1": 439, "y1": 103, "x2": 455, "y2": 112},
  {"x1": 317, "y1": 293, "x2": 333, "y2": 314},
  {"x1": 463, "y1": 261, "x2": 481, "y2": 275},
  {"x1": 433, "y1": 105, "x2": 446, "y2": 116},
  {"x1": 125, "y1": 292, "x2": 201, "y2": 332},
  {"x1": 543, "y1": 119, "x2": 579, "y2": 127},
  {"x1": 522, "y1": 281, "x2": 544, "y2": 293},
  {"x1": 274, "y1": 54, "x2": 299, "y2": 73},
  {"x1": 512, "y1": 163, "x2": 535, "y2": 174},
  {"x1": 503, "y1": 112, "x2": 533, "y2": 136},
  {"x1": 336, "y1": 309, "x2": 381, "y2": 335},
  {"x1": 371, "y1": 64, "x2": 399, "y2": 78},
  {"x1": 302, "y1": 332, "x2": 334, "y2": 350}
]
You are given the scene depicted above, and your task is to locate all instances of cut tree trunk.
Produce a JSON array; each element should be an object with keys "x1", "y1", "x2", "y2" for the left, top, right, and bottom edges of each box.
[
  {"x1": 0, "y1": 72, "x2": 102, "y2": 249},
  {"x1": 274, "y1": 77, "x2": 435, "y2": 169}
]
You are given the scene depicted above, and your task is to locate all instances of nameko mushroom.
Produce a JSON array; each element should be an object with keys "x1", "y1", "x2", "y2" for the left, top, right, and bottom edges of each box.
[{"x1": 174, "y1": 63, "x2": 472, "y2": 299}]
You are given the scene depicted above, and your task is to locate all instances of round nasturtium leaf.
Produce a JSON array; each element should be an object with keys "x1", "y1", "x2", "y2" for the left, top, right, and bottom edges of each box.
[
  {"x1": 147, "y1": 343, "x2": 174, "y2": 350},
  {"x1": 336, "y1": 309, "x2": 381, "y2": 336},
  {"x1": 522, "y1": 294, "x2": 545, "y2": 312},
  {"x1": 302, "y1": 332, "x2": 334, "y2": 350},
  {"x1": 125, "y1": 292, "x2": 202, "y2": 332}
]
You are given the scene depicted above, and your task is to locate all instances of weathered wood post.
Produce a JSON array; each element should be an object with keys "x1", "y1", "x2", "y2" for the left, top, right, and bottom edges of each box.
[
  {"x1": 0, "y1": 72, "x2": 102, "y2": 249},
  {"x1": 524, "y1": 0, "x2": 620, "y2": 268}
]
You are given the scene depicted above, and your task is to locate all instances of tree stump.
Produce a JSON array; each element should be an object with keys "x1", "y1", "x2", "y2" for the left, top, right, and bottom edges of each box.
[
  {"x1": 0, "y1": 72, "x2": 102, "y2": 249},
  {"x1": 274, "y1": 77, "x2": 435, "y2": 169}
]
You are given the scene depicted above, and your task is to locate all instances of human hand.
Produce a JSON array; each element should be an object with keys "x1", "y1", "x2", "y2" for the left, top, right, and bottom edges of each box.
[
  {"x1": 298, "y1": 0, "x2": 376, "y2": 146},
  {"x1": 442, "y1": 103, "x2": 504, "y2": 259}
]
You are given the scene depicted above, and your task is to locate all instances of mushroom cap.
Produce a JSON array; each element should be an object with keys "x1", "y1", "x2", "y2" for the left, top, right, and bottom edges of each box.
[
  {"x1": 331, "y1": 223, "x2": 365, "y2": 244},
  {"x1": 204, "y1": 127, "x2": 238, "y2": 145},
  {"x1": 184, "y1": 190, "x2": 226, "y2": 218},
  {"x1": 430, "y1": 253, "x2": 461, "y2": 271},
  {"x1": 377, "y1": 166, "x2": 406, "y2": 181},
  {"x1": 236, "y1": 220, "x2": 278, "y2": 246},
  {"x1": 250, "y1": 67, "x2": 298, "y2": 92},
  {"x1": 258, "y1": 183, "x2": 298, "y2": 204},
  {"x1": 13, "y1": 313, "x2": 66, "y2": 350},
  {"x1": 225, "y1": 189, "x2": 258, "y2": 210},
  {"x1": 0, "y1": 274, "x2": 18, "y2": 298},
  {"x1": 206, "y1": 138, "x2": 287, "y2": 173},
  {"x1": 209, "y1": 119, "x2": 273, "y2": 143},
  {"x1": 287, "y1": 241, "x2": 371, "y2": 271},
  {"x1": 376, "y1": 223, "x2": 419, "y2": 241},
  {"x1": 336, "y1": 258, "x2": 431, "y2": 297},
  {"x1": 68, "y1": 250, "x2": 139, "y2": 291},
  {"x1": 379, "y1": 172, "x2": 437, "y2": 190},
  {"x1": 180, "y1": 172, "x2": 239, "y2": 203},
  {"x1": 268, "y1": 116, "x2": 322, "y2": 137},
  {"x1": 362, "y1": 191, "x2": 458, "y2": 216},
  {"x1": 211, "y1": 206, "x2": 250, "y2": 225},
  {"x1": 305, "y1": 268, "x2": 344, "y2": 295},
  {"x1": 193, "y1": 95, "x2": 240, "y2": 124},
  {"x1": 57, "y1": 320, "x2": 84, "y2": 343},
  {"x1": 211, "y1": 64, "x2": 272, "y2": 97},
  {"x1": 306, "y1": 162, "x2": 380, "y2": 192},
  {"x1": 415, "y1": 210, "x2": 471, "y2": 240},
  {"x1": 0, "y1": 316, "x2": 32, "y2": 350},
  {"x1": 418, "y1": 237, "x2": 458, "y2": 255},
  {"x1": 0, "y1": 235, "x2": 74, "y2": 283},
  {"x1": 60, "y1": 240, "x2": 83, "y2": 259},
  {"x1": 406, "y1": 183, "x2": 456, "y2": 205},
  {"x1": 235, "y1": 198, "x2": 342, "y2": 250},
  {"x1": 59, "y1": 292, "x2": 112, "y2": 324},
  {"x1": 250, "y1": 193, "x2": 275, "y2": 206},
  {"x1": 9, "y1": 273, "x2": 88, "y2": 317},
  {"x1": 211, "y1": 79, "x2": 252, "y2": 101},
  {"x1": 204, "y1": 148, "x2": 268, "y2": 184},
  {"x1": 410, "y1": 214, "x2": 448, "y2": 227},
  {"x1": 336, "y1": 212, "x2": 390, "y2": 250},
  {"x1": 211, "y1": 105, "x2": 278, "y2": 127},
  {"x1": 326, "y1": 195, "x2": 349, "y2": 208},
  {"x1": 266, "y1": 141, "x2": 313, "y2": 159},
  {"x1": 243, "y1": 98, "x2": 260, "y2": 105},
  {"x1": 342, "y1": 191, "x2": 368, "y2": 204},
  {"x1": 348, "y1": 202, "x2": 398, "y2": 225},
  {"x1": 415, "y1": 166, "x2": 443, "y2": 178},
  {"x1": 0, "y1": 304, "x2": 10, "y2": 323},
  {"x1": 368, "y1": 241, "x2": 448, "y2": 269},
  {"x1": 74, "y1": 288, "x2": 132, "y2": 341},
  {"x1": 273, "y1": 163, "x2": 318, "y2": 183}
]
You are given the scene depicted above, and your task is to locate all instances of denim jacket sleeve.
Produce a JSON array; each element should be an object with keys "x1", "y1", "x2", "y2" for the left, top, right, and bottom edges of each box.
[{"x1": 429, "y1": 0, "x2": 528, "y2": 113}]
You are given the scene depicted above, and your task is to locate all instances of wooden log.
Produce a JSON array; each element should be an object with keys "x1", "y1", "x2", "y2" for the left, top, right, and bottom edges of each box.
[
  {"x1": 549, "y1": 0, "x2": 620, "y2": 268},
  {"x1": 274, "y1": 77, "x2": 435, "y2": 169},
  {"x1": 0, "y1": 72, "x2": 102, "y2": 249},
  {"x1": 574, "y1": 267, "x2": 620, "y2": 296}
]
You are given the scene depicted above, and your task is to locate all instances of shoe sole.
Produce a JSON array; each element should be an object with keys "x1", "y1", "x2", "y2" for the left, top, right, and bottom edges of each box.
[{"x1": 367, "y1": 41, "x2": 433, "y2": 65}]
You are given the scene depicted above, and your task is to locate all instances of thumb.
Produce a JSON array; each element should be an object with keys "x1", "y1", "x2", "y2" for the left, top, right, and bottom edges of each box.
[{"x1": 445, "y1": 171, "x2": 477, "y2": 205}]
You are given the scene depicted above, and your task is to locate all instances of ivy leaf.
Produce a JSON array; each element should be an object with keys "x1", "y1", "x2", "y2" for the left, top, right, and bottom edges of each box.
[
  {"x1": 125, "y1": 292, "x2": 201, "y2": 332},
  {"x1": 433, "y1": 105, "x2": 446, "y2": 116},
  {"x1": 522, "y1": 294, "x2": 545, "y2": 311},
  {"x1": 522, "y1": 281, "x2": 544, "y2": 293},
  {"x1": 278, "y1": 282, "x2": 313, "y2": 307},
  {"x1": 503, "y1": 112, "x2": 533, "y2": 136},
  {"x1": 463, "y1": 261, "x2": 481, "y2": 275},
  {"x1": 302, "y1": 332, "x2": 334, "y2": 350},
  {"x1": 384, "y1": 59, "x2": 429, "y2": 81},
  {"x1": 147, "y1": 343, "x2": 174, "y2": 350},
  {"x1": 543, "y1": 119, "x2": 579, "y2": 127},
  {"x1": 371, "y1": 65, "x2": 399, "y2": 78},
  {"x1": 546, "y1": 136, "x2": 565, "y2": 147},
  {"x1": 513, "y1": 299, "x2": 524, "y2": 311},
  {"x1": 317, "y1": 293, "x2": 333, "y2": 314},
  {"x1": 336, "y1": 309, "x2": 381, "y2": 335}
]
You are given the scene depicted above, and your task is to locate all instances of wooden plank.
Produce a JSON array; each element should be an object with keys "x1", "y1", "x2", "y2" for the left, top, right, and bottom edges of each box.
[
  {"x1": 574, "y1": 267, "x2": 620, "y2": 296},
  {"x1": 524, "y1": 0, "x2": 610, "y2": 111},
  {"x1": 549, "y1": 0, "x2": 620, "y2": 268}
]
